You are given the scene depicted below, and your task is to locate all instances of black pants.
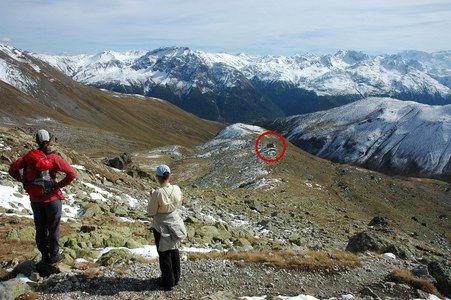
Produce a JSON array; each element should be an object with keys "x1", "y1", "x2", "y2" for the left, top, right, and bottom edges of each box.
[
  {"x1": 152, "y1": 229, "x2": 181, "y2": 288},
  {"x1": 31, "y1": 200, "x2": 62, "y2": 261}
]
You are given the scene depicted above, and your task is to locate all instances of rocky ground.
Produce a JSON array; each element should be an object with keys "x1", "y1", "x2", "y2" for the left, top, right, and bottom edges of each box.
[
  {"x1": 0, "y1": 126, "x2": 450, "y2": 300},
  {"x1": 32, "y1": 253, "x2": 435, "y2": 300}
]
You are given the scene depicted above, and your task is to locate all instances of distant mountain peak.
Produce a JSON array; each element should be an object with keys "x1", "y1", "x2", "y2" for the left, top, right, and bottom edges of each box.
[{"x1": 3, "y1": 44, "x2": 450, "y2": 122}]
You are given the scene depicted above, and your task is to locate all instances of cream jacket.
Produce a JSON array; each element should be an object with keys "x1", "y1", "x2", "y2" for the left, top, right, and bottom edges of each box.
[
  {"x1": 147, "y1": 184, "x2": 186, "y2": 251},
  {"x1": 147, "y1": 184, "x2": 182, "y2": 216}
]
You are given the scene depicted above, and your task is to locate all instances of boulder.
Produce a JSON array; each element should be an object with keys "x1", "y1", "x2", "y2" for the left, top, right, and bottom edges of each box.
[
  {"x1": 80, "y1": 225, "x2": 97, "y2": 233},
  {"x1": 185, "y1": 216, "x2": 200, "y2": 224},
  {"x1": 214, "y1": 223, "x2": 232, "y2": 241},
  {"x1": 0, "y1": 278, "x2": 31, "y2": 300},
  {"x1": 110, "y1": 204, "x2": 129, "y2": 217},
  {"x1": 17, "y1": 227, "x2": 35, "y2": 241},
  {"x1": 126, "y1": 166, "x2": 152, "y2": 179},
  {"x1": 105, "y1": 232, "x2": 129, "y2": 247},
  {"x1": 246, "y1": 199, "x2": 264, "y2": 213},
  {"x1": 108, "y1": 153, "x2": 132, "y2": 170},
  {"x1": 289, "y1": 234, "x2": 307, "y2": 246},
  {"x1": 82, "y1": 203, "x2": 102, "y2": 218},
  {"x1": 368, "y1": 216, "x2": 389, "y2": 227},
  {"x1": 346, "y1": 230, "x2": 413, "y2": 259},
  {"x1": 234, "y1": 238, "x2": 252, "y2": 248},
  {"x1": 6, "y1": 229, "x2": 19, "y2": 240},
  {"x1": 125, "y1": 239, "x2": 142, "y2": 249},
  {"x1": 411, "y1": 264, "x2": 436, "y2": 283},
  {"x1": 35, "y1": 261, "x2": 60, "y2": 277},
  {"x1": 346, "y1": 230, "x2": 391, "y2": 253},
  {"x1": 428, "y1": 259, "x2": 451, "y2": 297},
  {"x1": 197, "y1": 225, "x2": 219, "y2": 241},
  {"x1": 76, "y1": 249, "x2": 100, "y2": 260},
  {"x1": 98, "y1": 248, "x2": 133, "y2": 267}
]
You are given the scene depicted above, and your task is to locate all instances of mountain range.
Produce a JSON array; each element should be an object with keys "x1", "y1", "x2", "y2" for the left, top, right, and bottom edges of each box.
[
  {"x1": 265, "y1": 97, "x2": 451, "y2": 181},
  {"x1": 33, "y1": 46, "x2": 451, "y2": 122},
  {"x1": 1, "y1": 44, "x2": 451, "y2": 180}
]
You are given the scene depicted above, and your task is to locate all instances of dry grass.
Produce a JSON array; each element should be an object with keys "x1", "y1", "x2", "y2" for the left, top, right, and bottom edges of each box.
[
  {"x1": 16, "y1": 292, "x2": 39, "y2": 300},
  {"x1": 0, "y1": 217, "x2": 37, "y2": 261},
  {"x1": 388, "y1": 269, "x2": 444, "y2": 300},
  {"x1": 0, "y1": 239, "x2": 36, "y2": 262},
  {"x1": 74, "y1": 261, "x2": 99, "y2": 271},
  {"x1": 0, "y1": 216, "x2": 75, "y2": 262},
  {"x1": 188, "y1": 250, "x2": 360, "y2": 272},
  {"x1": 134, "y1": 256, "x2": 158, "y2": 264},
  {"x1": 81, "y1": 268, "x2": 103, "y2": 279}
]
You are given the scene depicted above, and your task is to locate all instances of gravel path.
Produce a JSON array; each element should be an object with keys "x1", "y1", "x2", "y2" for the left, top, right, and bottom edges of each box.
[{"x1": 37, "y1": 253, "x2": 418, "y2": 300}]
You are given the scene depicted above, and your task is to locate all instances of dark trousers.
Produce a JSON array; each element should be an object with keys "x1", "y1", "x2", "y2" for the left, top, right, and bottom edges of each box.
[
  {"x1": 31, "y1": 200, "x2": 62, "y2": 261},
  {"x1": 152, "y1": 229, "x2": 181, "y2": 288}
]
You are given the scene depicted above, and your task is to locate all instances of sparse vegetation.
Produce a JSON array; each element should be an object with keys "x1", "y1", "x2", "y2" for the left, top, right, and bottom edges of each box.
[
  {"x1": 15, "y1": 292, "x2": 39, "y2": 300},
  {"x1": 388, "y1": 269, "x2": 444, "y2": 300},
  {"x1": 0, "y1": 217, "x2": 37, "y2": 261},
  {"x1": 188, "y1": 250, "x2": 361, "y2": 272}
]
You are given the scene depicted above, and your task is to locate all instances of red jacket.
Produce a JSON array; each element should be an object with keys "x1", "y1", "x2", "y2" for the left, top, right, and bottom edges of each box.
[{"x1": 9, "y1": 152, "x2": 77, "y2": 203}]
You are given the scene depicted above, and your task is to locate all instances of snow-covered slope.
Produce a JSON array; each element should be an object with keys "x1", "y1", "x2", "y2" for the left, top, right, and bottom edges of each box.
[
  {"x1": 269, "y1": 98, "x2": 451, "y2": 179},
  {"x1": 0, "y1": 44, "x2": 43, "y2": 97},
  {"x1": 30, "y1": 46, "x2": 451, "y2": 122},
  {"x1": 194, "y1": 123, "x2": 271, "y2": 189}
]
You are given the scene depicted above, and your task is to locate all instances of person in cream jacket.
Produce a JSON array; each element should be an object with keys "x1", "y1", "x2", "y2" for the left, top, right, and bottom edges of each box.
[{"x1": 147, "y1": 164, "x2": 187, "y2": 291}]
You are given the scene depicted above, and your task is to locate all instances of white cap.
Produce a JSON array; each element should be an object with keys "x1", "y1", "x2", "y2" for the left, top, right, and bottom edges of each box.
[
  {"x1": 36, "y1": 129, "x2": 51, "y2": 144},
  {"x1": 156, "y1": 165, "x2": 171, "y2": 176}
]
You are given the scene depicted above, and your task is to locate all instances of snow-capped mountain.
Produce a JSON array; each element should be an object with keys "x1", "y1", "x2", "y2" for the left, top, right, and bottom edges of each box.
[
  {"x1": 0, "y1": 44, "x2": 46, "y2": 98},
  {"x1": 32, "y1": 46, "x2": 451, "y2": 122},
  {"x1": 34, "y1": 47, "x2": 284, "y2": 122},
  {"x1": 0, "y1": 43, "x2": 223, "y2": 151},
  {"x1": 267, "y1": 97, "x2": 451, "y2": 180}
]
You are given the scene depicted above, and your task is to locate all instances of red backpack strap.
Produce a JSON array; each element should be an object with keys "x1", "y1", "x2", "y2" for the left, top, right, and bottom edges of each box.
[
  {"x1": 24, "y1": 149, "x2": 45, "y2": 164},
  {"x1": 24, "y1": 149, "x2": 53, "y2": 171}
]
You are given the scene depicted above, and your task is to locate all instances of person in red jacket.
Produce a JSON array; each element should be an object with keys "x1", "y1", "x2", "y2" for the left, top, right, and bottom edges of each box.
[{"x1": 9, "y1": 129, "x2": 77, "y2": 265}]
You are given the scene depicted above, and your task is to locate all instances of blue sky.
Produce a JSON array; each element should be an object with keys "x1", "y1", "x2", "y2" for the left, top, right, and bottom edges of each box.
[{"x1": 1, "y1": 0, "x2": 450, "y2": 56}]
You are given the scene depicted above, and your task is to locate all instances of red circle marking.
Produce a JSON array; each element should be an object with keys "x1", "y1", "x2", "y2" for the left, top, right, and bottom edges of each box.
[{"x1": 255, "y1": 131, "x2": 287, "y2": 163}]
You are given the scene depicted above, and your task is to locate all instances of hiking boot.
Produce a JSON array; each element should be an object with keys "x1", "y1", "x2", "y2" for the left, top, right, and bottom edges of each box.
[
  {"x1": 156, "y1": 277, "x2": 174, "y2": 291},
  {"x1": 48, "y1": 253, "x2": 64, "y2": 265},
  {"x1": 40, "y1": 254, "x2": 50, "y2": 264}
]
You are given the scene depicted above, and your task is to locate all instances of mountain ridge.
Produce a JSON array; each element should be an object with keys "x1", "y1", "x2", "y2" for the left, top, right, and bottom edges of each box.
[
  {"x1": 264, "y1": 97, "x2": 451, "y2": 181},
  {"x1": 29, "y1": 45, "x2": 451, "y2": 122},
  {"x1": 0, "y1": 44, "x2": 224, "y2": 157}
]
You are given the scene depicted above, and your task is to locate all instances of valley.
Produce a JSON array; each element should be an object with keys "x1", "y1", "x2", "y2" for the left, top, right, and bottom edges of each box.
[{"x1": 0, "y1": 44, "x2": 450, "y2": 300}]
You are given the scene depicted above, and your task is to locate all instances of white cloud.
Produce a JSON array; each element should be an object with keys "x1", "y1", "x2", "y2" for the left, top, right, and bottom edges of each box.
[{"x1": 0, "y1": 0, "x2": 450, "y2": 55}]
